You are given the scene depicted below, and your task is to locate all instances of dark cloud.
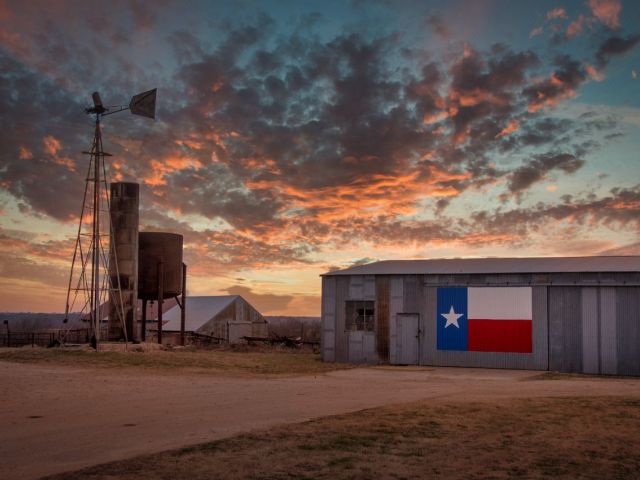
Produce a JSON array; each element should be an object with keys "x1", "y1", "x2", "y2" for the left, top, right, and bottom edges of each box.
[
  {"x1": 447, "y1": 46, "x2": 539, "y2": 140},
  {"x1": 427, "y1": 15, "x2": 449, "y2": 39},
  {"x1": 523, "y1": 55, "x2": 586, "y2": 112},
  {"x1": 508, "y1": 152, "x2": 585, "y2": 195},
  {"x1": 472, "y1": 184, "x2": 640, "y2": 238},
  {"x1": 595, "y1": 34, "x2": 640, "y2": 69},
  {"x1": 0, "y1": 53, "x2": 88, "y2": 221}
]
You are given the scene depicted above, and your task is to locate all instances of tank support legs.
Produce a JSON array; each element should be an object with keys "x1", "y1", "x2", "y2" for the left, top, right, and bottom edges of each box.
[
  {"x1": 157, "y1": 258, "x2": 164, "y2": 345},
  {"x1": 180, "y1": 263, "x2": 187, "y2": 346},
  {"x1": 141, "y1": 299, "x2": 147, "y2": 342}
]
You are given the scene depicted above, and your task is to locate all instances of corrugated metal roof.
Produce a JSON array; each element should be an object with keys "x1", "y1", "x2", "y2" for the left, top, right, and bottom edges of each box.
[
  {"x1": 162, "y1": 296, "x2": 237, "y2": 331},
  {"x1": 322, "y1": 256, "x2": 640, "y2": 276}
]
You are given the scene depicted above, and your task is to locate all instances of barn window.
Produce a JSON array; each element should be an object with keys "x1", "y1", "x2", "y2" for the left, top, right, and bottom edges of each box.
[{"x1": 345, "y1": 300, "x2": 375, "y2": 331}]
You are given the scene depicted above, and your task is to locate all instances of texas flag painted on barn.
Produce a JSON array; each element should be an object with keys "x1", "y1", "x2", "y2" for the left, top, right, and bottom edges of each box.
[{"x1": 437, "y1": 287, "x2": 532, "y2": 353}]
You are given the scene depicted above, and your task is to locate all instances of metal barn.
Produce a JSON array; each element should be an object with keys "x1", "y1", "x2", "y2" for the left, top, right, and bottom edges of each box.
[
  {"x1": 321, "y1": 256, "x2": 640, "y2": 375},
  {"x1": 162, "y1": 295, "x2": 268, "y2": 343}
]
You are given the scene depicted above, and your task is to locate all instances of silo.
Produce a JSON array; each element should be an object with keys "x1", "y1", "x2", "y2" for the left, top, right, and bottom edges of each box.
[{"x1": 108, "y1": 182, "x2": 139, "y2": 341}]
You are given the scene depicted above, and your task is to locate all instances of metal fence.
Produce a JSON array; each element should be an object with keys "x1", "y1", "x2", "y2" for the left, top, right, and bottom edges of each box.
[{"x1": 0, "y1": 328, "x2": 107, "y2": 348}]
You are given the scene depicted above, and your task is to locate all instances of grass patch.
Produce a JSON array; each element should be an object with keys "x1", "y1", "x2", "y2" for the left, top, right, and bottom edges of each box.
[
  {"x1": 0, "y1": 347, "x2": 356, "y2": 377},
  {"x1": 43, "y1": 395, "x2": 640, "y2": 480}
]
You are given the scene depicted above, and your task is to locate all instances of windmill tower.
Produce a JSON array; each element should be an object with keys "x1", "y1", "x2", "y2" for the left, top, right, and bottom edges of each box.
[{"x1": 63, "y1": 89, "x2": 156, "y2": 348}]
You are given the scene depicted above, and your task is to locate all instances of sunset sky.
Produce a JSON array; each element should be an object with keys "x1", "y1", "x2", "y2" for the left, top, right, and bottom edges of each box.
[{"x1": 0, "y1": 0, "x2": 639, "y2": 315}]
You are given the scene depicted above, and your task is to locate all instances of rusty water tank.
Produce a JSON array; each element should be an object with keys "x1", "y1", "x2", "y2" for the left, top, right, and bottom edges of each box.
[{"x1": 138, "y1": 232, "x2": 183, "y2": 300}]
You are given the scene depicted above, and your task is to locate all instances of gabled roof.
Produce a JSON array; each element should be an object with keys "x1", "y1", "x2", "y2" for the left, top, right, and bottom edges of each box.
[
  {"x1": 322, "y1": 256, "x2": 640, "y2": 276},
  {"x1": 162, "y1": 296, "x2": 238, "y2": 331}
]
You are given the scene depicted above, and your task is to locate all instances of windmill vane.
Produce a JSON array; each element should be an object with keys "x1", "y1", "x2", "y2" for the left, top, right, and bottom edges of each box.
[{"x1": 85, "y1": 89, "x2": 157, "y2": 119}]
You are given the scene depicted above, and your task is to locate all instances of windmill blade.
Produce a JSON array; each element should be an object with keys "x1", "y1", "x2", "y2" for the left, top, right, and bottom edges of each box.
[{"x1": 129, "y1": 88, "x2": 157, "y2": 119}]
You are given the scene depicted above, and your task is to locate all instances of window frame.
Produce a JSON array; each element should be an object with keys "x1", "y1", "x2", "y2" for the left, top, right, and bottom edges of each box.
[{"x1": 345, "y1": 300, "x2": 375, "y2": 332}]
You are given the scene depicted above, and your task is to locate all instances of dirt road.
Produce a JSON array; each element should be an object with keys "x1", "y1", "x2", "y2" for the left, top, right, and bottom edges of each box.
[{"x1": 1, "y1": 362, "x2": 639, "y2": 479}]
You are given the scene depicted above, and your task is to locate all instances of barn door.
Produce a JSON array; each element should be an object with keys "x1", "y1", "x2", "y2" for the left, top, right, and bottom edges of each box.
[{"x1": 396, "y1": 314, "x2": 420, "y2": 365}]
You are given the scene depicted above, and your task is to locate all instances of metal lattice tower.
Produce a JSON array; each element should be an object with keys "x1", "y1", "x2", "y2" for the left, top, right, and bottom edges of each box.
[{"x1": 63, "y1": 90, "x2": 156, "y2": 348}]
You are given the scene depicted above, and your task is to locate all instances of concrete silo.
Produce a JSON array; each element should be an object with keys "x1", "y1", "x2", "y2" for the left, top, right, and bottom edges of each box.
[{"x1": 108, "y1": 182, "x2": 139, "y2": 341}]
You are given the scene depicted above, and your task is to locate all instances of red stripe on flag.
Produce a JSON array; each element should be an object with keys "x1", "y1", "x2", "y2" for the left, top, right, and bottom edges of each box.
[{"x1": 468, "y1": 319, "x2": 532, "y2": 353}]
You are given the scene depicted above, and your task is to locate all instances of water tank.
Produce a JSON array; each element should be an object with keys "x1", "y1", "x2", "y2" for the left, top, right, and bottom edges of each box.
[{"x1": 138, "y1": 232, "x2": 183, "y2": 300}]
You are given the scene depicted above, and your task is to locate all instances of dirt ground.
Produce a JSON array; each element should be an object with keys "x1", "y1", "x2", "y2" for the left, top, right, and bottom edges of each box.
[
  {"x1": 46, "y1": 396, "x2": 640, "y2": 480},
  {"x1": 1, "y1": 360, "x2": 640, "y2": 480}
]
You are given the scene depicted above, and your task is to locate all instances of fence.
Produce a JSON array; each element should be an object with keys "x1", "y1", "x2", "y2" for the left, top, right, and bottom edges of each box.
[
  {"x1": 0, "y1": 328, "x2": 108, "y2": 348},
  {"x1": 145, "y1": 331, "x2": 224, "y2": 347}
]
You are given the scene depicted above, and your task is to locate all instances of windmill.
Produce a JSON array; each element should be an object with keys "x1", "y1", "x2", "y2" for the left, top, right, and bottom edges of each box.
[{"x1": 63, "y1": 89, "x2": 156, "y2": 349}]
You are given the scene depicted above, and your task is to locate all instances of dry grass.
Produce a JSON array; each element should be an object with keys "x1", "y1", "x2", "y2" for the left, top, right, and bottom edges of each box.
[
  {"x1": 0, "y1": 347, "x2": 355, "y2": 377},
  {"x1": 524, "y1": 371, "x2": 629, "y2": 381},
  {"x1": 44, "y1": 396, "x2": 640, "y2": 480}
]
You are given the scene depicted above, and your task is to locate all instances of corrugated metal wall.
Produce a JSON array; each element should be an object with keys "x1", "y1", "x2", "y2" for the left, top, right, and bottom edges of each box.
[
  {"x1": 616, "y1": 287, "x2": 640, "y2": 375},
  {"x1": 321, "y1": 276, "x2": 336, "y2": 362},
  {"x1": 549, "y1": 287, "x2": 582, "y2": 372},
  {"x1": 321, "y1": 273, "x2": 639, "y2": 375},
  {"x1": 423, "y1": 285, "x2": 548, "y2": 370},
  {"x1": 388, "y1": 276, "x2": 403, "y2": 364},
  {"x1": 600, "y1": 287, "x2": 617, "y2": 375},
  {"x1": 547, "y1": 286, "x2": 640, "y2": 375}
]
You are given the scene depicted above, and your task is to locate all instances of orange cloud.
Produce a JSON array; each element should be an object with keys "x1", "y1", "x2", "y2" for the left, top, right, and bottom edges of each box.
[
  {"x1": 450, "y1": 88, "x2": 506, "y2": 107},
  {"x1": 495, "y1": 120, "x2": 520, "y2": 139},
  {"x1": 0, "y1": 232, "x2": 74, "y2": 263},
  {"x1": 109, "y1": 159, "x2": 124, "y2": 182},
  {"x1": 585, "y1": 64, "x2": 605, "y2": 81},
  {"x1": 566, "y1": 14, "x2": 588, "y2": 38},
  {"x1": 527, "y1": 77, "x2": 577, "y2": 112},
  {"x1": 40, "y1": 136, "x2": 76, "y2": 171},
  {"x1": 239, "y1": 157, "x2": 282, "y2": 175},
  {"x1": 612, "y1": 200, "x2": 640, "y2": 210},
  {"x1": 246, "y1": 167, "x2": 471, "y2": 230},
  {"x1": 547, "y1": 8, "x2": 568, "y2": 20},
  {"x1": 423, "y1": 110, "x2": 451, "y2": 124},
  {"x1": 143, "y1": 155, "x2": 204, "y2": 186},
  {"x1": 588, "y1": 0, "x2": 621, "y2": 29},
  {"x1": 43, "y1": 135, "x2": 61, "y2": 156},
  {"x1": 529, "y1": 26, "x2": 544, "y2": 39},
  {"x1": 51, "y1": 157, "x2": 75, "y2": 171},
  {"x1": 19, "y1": 146, "x2": 33, "y2": 160},
  {"x1": 175, "y1": 139, "x2": 204, "y2": 150}
]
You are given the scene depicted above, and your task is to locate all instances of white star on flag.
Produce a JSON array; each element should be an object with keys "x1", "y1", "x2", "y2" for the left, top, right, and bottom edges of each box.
[{"x1": 441, "y1": 305, "x2": 463, "y2": 328}]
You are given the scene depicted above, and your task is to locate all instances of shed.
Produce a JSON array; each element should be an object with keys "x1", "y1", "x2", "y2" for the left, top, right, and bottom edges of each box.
[
  {"x1": 321, "y1": 256, "x2": 640, "y2": 375},
  {"x1": 161, "y1": 295, "x2": 268, "y2": 343}
]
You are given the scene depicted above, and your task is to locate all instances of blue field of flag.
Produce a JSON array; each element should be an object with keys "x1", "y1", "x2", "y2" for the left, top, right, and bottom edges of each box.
[{"x1": 437, "y1": 287, "x2": 468, "y2": 351}]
